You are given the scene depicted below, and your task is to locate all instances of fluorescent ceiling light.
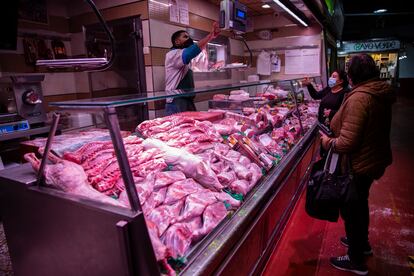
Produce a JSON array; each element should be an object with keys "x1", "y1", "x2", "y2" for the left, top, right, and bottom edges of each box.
[
  {"x1": 150, "y1": 0, "x2": 172, "y2": 7},
  {"x1": 262, "y1": 4, "x2": 271, "y2": 9},
  {"x1": 208, "y1": 42, "x2": 224, "y2": 47},
  {"x1": 272, "y1": 0, "x2": 308, "y2": 27},
  {"x1": 373, "y1": 9, "x2": 387, "y2": 13},
  {"x1": 194, "y1": 41, "x2": 224, "y2": 47}
]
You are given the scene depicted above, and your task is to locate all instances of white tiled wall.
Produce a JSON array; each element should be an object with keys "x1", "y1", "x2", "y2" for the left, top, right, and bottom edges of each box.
[
  {"x1": 67, "y1": 0, "x2": 139, "y2": 17},
  {"x1": 142, "y1": 20, "x2": 150, "y2": 47},
  {"x1": 252, "y1": 14, "x2": 295, "y2": 29},
  {"x1": 230, "y1": 38, "x2": 245, "y2": 56},
  {"x1": 74, "y1": 72, "x2": 90, "y2": 92},
  {"x1": 245, "y1": 34, "x2": 323, "y2": 80},
  {"x1": 247, "y1": 34, "x2": 321, "y2": 50},
  {"x1": 149, "y1": 19, "x2": 183, "y2": 48},
  {"x1": 41, "y1": 73, "x2": 77, "y2": 96},
  {"x1": 145, "y1": 66, "x2": 154, "y2": 91},
  {"x1": 90, "y1": 70, "x2": 128, "y2": 91},
  {"x1": 151, "y1": 66, "x2": 165, "y2": 91},
  {"x1": 189, "y1": 0, "x2": 220, "y2": 21}
]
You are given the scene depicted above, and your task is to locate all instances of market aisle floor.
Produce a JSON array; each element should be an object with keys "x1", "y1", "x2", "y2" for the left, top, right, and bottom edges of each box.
[{"x1": 263, "y1": 97, "x2": 414, "y2": 276}]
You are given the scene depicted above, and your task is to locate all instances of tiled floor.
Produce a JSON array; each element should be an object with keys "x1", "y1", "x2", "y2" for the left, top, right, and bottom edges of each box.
[
  {"x1": 263, "y1": 97, "x2": 414, "y2": 276},
  {"x1": 0, "y1": 223, "x2": 12, "y2": 276}
]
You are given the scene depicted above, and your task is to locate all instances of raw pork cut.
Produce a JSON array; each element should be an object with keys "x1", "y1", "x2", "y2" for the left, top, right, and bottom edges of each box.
[
  {"x1": 213, "y1": 143, "x2": 230, "y2": 156},
  {"x1": 162, "y1": 223, "x2": 193, "y2": 258},
  {"x1": 217, "y1": 171, "x2": 237, "y2": 187},
  {"x1": 24, "y1": 153, "x2": 122, "y2": 207},
  {"x1": 229, "y1": 179, "x2": 250, "y2": 195},
  {"x1": 193, "y1": 202, "x2": 228, "y2": 241},
  {"x1": 145, "y1": 219, "x2": 170, "y2": 261},
  {"x1": 226, "y1": 150, "x2": 241, "y2": 161},
  {"x1": 118, "y1": 173, "x2": 155, "y2": 208},
  {"x1": 185, "y1": 216, "x2": 203, "y2": 233},
  {"x1": 212, "y1": 124, "x2": 233, "y2": 135},
  {"x1": 210, "y1": 161, "x2": 230, "y2": 174},
  {"x1": 238, "y1": 155, "x2": 251, "y2": 166},
  {"x1": 248, "y1": 163, "x2": 262, "y2": 188},
  {"x1": 214, "y1": 192, "x2": 241, "y2": 209},
  {"x1": 63, "y1": 141, "x2": 111, "y2": 164},
  {"x1": 215, "y1": 153, "x2": 253, "y2": 181},
  {"x1": 145, "y1": 187, "x2": 167, "y2": 208},
  {"x1": 164, "y1": 179, "x2": 204, "y2": 205},
  {"x1": 143, "y1": 139, "x2": 223, "y2": 191},
  {"x1": 174, "y1": 192, "x2": 218, "y2": 223},
  {"x1": 146, "y1": 200, "x2": 184, "y2": 236}
]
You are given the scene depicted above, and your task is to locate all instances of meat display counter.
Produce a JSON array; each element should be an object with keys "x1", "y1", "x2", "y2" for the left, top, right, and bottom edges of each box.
[{"x1": 0, "y1": 78, "x2": 321, "y2": 276}]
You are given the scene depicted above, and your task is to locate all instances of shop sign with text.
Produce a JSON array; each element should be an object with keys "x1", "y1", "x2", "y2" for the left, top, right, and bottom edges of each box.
[{"x1": 340, "y1": 40, "x2": 400, "y2": 53}]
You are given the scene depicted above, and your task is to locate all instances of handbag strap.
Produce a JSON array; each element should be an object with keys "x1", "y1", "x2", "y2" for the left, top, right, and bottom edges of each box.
[
  {"x1": 329, "y1": 153, "x2": 339, "y2": 174},
  {"x1": 323, "y1": 141, "x2": 334, "y2": 171},
  {"x1": 324, "y1": 141, "x2": 354, "y2": 177}
]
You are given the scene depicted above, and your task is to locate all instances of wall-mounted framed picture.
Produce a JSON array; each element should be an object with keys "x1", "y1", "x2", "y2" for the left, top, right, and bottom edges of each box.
[{"x1": 18, "y1": 0, "x2": 48, "y2": 24}]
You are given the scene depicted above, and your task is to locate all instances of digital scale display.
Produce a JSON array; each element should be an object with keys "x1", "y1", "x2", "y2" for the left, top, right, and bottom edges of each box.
[
  {"x1": 236, "y1": 9, "x2": 246, "y2": 20},
  {"x1": 0, "y1": 120, "x2": 30, "y2": 135}
]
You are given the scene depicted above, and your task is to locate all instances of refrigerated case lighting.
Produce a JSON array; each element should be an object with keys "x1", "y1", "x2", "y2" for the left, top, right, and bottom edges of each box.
[{"x1": 373, "y1": 9, "x2": 387, "y2": 14}]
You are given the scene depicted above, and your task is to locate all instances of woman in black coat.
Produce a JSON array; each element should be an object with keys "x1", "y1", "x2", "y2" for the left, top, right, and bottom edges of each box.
[{"x1": 303, "y1": 70, "x2": 350, "y2": 127}]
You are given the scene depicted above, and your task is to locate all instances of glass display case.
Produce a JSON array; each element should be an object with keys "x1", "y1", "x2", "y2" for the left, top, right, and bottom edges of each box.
[{"x1": 0, "y1": 78, "x2": 321, "y2": 276}]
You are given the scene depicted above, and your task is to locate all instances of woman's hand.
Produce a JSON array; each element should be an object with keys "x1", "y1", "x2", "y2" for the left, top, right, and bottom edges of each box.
[
  {"x1": 302, "y1": 76, "x2": 311, "y2": 86},
  {"x1": 320, "y1": 133, "x2": 332, "y2": 150},
  {"x1": 323, "y1": 109, "x2": 331, "y2": 118}
]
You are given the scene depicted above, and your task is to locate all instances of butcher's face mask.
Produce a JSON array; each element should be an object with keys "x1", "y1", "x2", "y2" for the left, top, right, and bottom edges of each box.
[{"x1": 175, "y1": 32, "x2": 194, "y2": 49}]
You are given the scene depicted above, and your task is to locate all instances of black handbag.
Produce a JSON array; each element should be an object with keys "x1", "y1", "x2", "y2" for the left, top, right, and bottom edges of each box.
[{"x1": 305, "y1": 143, "x2": 353, "y2": 222}]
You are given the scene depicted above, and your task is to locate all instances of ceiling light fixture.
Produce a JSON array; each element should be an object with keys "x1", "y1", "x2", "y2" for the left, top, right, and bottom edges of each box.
[
  {"x1": 262, "y1": 4, "x2": 271, "y2": 9},
  {"x1": 373, "y1": 9, "x2": 387, "y2": 14},
  {"x1": 272, "y1": 0, "x2": 308, "y2": 27}
]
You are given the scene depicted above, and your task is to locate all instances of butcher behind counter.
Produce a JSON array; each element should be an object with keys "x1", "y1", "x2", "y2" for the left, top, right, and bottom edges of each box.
[{"x1": 164, "y1": 22, "x2": 221, "y2": 115}]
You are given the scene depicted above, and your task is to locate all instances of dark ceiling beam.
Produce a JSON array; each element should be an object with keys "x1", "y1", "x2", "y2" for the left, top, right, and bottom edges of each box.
[{"x1": 302, "y1": 0, "x2": 342, "y2": 39}]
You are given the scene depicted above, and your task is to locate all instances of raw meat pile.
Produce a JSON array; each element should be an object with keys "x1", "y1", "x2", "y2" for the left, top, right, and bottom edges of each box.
[
  {"x1": 63, "y1": 136, "x2": 168, "y2": 196},
  {"x1": 118, "y1": 169, "x2": 239, "y2": 263},
  {"x1": 197, "y1": 143, "x2": 262, "y2": 196},
  {"x1": 24, "y1": 101, "x2": 317, "y2": 273},
  {"x1": 136, "y1": 116, "x2": 265, "y2": 195},
  {"x1": 24, "y1": 152, "x2": 123, "y2": 207},
  {"x1": 136, "y1": 116, "x2": 222, "y2": 154},
  {"x1": 26, "y1": 138, "x2": 243, "y2": 271}
]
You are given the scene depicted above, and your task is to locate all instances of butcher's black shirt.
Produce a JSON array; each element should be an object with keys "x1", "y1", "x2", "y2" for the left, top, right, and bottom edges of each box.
[{"x1": 307, "y1": 84, "x2": 349, "y2": 125}]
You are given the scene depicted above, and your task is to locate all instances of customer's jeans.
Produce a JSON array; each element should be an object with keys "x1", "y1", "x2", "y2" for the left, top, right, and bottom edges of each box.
[
  {"x1": 165, "y1": 97, "x2": 196, "y2": 116},
  {"x1": 340, "y1": 174, "x2": 374, "y2": 264}
]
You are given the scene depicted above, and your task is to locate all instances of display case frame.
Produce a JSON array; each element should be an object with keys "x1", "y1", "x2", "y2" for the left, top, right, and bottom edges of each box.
[{"x1": 0, "y1": 77, "x2": 320, "y2": 276}]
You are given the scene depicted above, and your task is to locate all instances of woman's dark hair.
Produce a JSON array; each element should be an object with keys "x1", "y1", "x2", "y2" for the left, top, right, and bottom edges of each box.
[
  {"x1": 335, "y1": 69, "x2": 349, "y2": 89},
  {"x1": 347, "y1": 54, "x2": 380, "y2": 85},
  {"x1": 171, "y1": 30, "x2": 186, "y2": 47}
]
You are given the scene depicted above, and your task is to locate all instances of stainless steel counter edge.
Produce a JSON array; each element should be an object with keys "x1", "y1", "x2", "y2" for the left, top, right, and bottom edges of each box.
[
  {"x1": 0, "y1": 126, "x2": 51, "y2": 142},
  {"x1": 181, "y1": 124, "x2": 317, "y2": 275},
  {"x1": 0, "y1": 163, "x2": 140, "y2": 218}
]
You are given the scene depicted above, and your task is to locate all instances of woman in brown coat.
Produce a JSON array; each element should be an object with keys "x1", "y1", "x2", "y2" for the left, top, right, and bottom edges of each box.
[{"x1": 320, "y1": 54, "x2": 395, "y2": 275}]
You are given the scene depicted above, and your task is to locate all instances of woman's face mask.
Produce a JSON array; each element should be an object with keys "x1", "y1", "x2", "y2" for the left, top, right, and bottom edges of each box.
[{"x1": 328, "y1": 77, "x2": 337, "y2": 88}]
